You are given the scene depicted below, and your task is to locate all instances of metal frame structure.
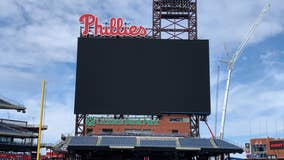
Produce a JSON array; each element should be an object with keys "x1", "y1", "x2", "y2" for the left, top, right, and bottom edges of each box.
[
  {"x1": 75, "y1": 0, "x2": 200, "y2": 137},
  {"x1": 152, "y1": 0, "x2": 197, "y2": 40},
  {"x1": 189, "y1": 115, "x2": 200, "y2": 137},
  {"x1": 189, "y1": 115, "x2": 207, "y2": 138},
  {"x1": 75, "y1": 114, "x2": 86, "y2": 136}
]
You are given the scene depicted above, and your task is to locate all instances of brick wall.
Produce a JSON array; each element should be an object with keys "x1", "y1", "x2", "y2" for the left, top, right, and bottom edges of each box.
[
  {"x1": 86, "y1": 114, "x2": 191, "y2": 135},
  {"x1": 250, "y1": 138, "x2": 284, "y2": 159}
]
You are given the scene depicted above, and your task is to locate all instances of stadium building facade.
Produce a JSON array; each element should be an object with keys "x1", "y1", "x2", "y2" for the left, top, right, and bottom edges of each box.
[
  {"x1": 0, "y1": 98, "x2": 47, "y2": 159},
  {"x1": 247, "y1": 138, "x2": 284, "y2": 159},
  {"x1": 85, "y1": 114, "x2": 191, "y2": 136}
]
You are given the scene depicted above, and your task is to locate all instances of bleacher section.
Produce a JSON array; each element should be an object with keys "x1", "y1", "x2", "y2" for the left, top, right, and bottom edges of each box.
[
  {"x1": 179, "y1": 138, "x2": 213, "y2": 148},
  {"x1": 0, "y1": 98, "x2": 26, "y2": 112},
  {"x1": 0, "y1": 98, "x2": 43, "y2": 153},
  {"x1": 0, "y1": 99, "x2": 11, "y2": 105},
  {"x1": 0, "y1": 123, "x2": 13, "y2": 133},
  {"x1": 214, "y1": 139, "x2": 240, "y2": 149},
  {"x1": 100, "y1": 136, "x2": 136, "y2": 146},
  {"x1": 0, "y1": 123, "x2": 36, "y2": 138},
  {"x1": 0, "y1": 122, "x2": 38, "y2": 152},
  {"x1": 69, "y1": 136, "x2": 98, "y2": 146},
  {"x1": 140, "y1": 139, "x2": 176, "y2": 147},
  {"x1": 68, "y1": 136, "x2": 243, "y2": 154}
]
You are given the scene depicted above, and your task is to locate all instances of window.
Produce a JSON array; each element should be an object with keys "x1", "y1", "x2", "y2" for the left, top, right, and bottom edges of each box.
[
  {"x1": 102, "y1": 128, "x2": 113, "y2": 134},
  {"x1": 169, "y1": 118, "x2": 189, "y2": 122},
  {"x1": 169, "y1": 118, "x2": 183, "y2": 122},
  {"x1": 251, "y1": 144, "x2": 267, "y2": 159},
  {"x1": 0, "y1": 137, "x2": 11, "y2": 143},
  {"x1": 86, "y1": 128, "x2": 93, "y2": 135},
  {"x1": 172, "y1": 130, "x2": 179, "y2": 134},
  {"x1": 125, "y1": 129, "x2": 152, "y2": 134}
]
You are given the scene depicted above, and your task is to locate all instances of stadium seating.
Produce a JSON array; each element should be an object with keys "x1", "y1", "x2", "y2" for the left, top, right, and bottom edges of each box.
[
  {"x1": 214, "y1": 139, "x2": 239, "y2": 149},
  {"x1": 179, "y1": 138, "x2": 213, "y2": 148},
  {"x1": 100, "y1": 136, "x2": 136, "y2": 146},
  {"x1": 0, "y1": 123, "x2": 31, "y2": 136},
  {"x1": 140, "y1": 139, "x2": 176, "y2": 147},
  {"x1": 0, "y1": 124, "x2": 13, "y2": 133},
  {"x1": 69, "y1": 136, "x2": 98, "y2": 146}
]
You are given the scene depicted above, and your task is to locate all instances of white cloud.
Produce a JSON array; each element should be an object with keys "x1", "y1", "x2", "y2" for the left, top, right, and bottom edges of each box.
[{"x1": 199, "y1": 0, "x2": 284, "y2": 55}]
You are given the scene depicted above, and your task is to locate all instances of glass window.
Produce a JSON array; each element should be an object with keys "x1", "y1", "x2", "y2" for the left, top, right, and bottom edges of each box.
[
  {"x1": 169, "y1": 118, "x2": 183, "y2": 122},
  {"x1": 102, "y1": 128, "x2": 113, "y2": 134},
  {"x1": 172, "y1": 130, "x2": 178, "y2": 134}
]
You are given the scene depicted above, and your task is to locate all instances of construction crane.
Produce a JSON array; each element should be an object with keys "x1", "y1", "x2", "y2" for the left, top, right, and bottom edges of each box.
[{"x1": 219, "y1": 1, "x2": 270, "y2": 139}]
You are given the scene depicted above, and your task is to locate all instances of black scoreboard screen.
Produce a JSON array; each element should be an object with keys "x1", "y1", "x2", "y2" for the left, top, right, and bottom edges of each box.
[{"x1": 74, "y1": 38, "x2": 210, "y2": 115}]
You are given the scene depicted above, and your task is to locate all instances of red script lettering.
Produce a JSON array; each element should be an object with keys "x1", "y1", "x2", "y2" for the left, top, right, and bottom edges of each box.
[{"x1": 79, "y1": 14, "x2": 147, "y2": 37}]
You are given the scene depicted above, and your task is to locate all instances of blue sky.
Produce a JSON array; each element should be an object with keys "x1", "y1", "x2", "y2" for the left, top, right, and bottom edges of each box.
[{"x1": 0, "y1": 0, "x2": 284, "y2": 156}]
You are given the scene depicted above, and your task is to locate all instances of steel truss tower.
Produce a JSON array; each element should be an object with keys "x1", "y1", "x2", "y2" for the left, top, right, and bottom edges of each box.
[
  {"x1": 75, "y1": 114, "x2": 86, "y2": 136},
  {"x1": 189, "y1": 115, "x2": 200, "y2": 137},
  {"x1": 75, "y1": 0, "x2": 200, "y2": 137},
  {"x1": 152, "y1": 0, "x2": 197, "y2": 40},
  {"x1": 153, "y1": 0, "x2": 201, "y2": 137}
]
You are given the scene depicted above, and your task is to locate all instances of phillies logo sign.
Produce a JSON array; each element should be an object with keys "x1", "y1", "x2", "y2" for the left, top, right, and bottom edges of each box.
[{"x1": 79, "y1": 14, "x2": 147, "y2": 37}]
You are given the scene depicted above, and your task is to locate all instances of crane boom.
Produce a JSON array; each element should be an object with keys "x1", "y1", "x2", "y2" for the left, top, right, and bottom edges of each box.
[
  {"x1": 219, "y1": 1, "x2": 270, "y2": 139},
  {"x1": 231, "y1": 2, "x2": 270, "y2": 66}
]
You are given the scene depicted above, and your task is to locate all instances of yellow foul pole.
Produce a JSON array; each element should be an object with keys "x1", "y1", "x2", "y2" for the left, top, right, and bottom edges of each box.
[{"x1": 36, "y1": 80, "x2": 45, "y2": 160}]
